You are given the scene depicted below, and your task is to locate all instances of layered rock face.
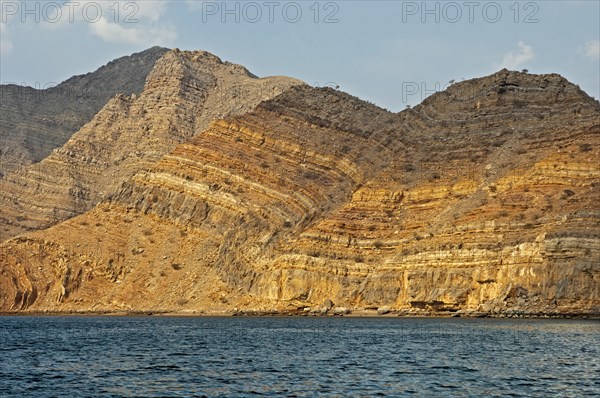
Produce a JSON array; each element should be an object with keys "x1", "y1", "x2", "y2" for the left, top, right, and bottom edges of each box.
[
  {"x1": 263, "y1": 71, "x2": 600, "y2": 315},
  {"x1": 0, "y1": 49, "x2": 303, "y2": 240},
  {"x1": 0, "y1": 86, "x2": 398, "y2": 312},
  {"x1": 0, "y1": 62, "x2": 598, "y2": 316},
  {"x1": 0, "y1": 46, "x2": 169, "y2": 175}
]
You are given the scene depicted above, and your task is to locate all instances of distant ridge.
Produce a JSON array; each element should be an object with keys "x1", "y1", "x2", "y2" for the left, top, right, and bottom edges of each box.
[{"x1": 0, "y1": 46, "x2": 169, "y2": 175}]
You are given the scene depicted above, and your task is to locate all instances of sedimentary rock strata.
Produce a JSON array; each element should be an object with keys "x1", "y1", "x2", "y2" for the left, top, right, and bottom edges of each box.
[
  {"x1": 0, "y1": 52, "x2": 598, "y2": 316},
  {"x1": 0, "y1": 49, "x2": 302, "y2": 240},
  {"x1": 0, "y1": 46, "x2": 169, "y2": 175}
]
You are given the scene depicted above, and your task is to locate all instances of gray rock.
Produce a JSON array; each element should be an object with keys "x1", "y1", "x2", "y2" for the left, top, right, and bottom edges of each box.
[
  {"x1": 321, "y1": 298, "x2": 335, "y2": 310},
  {"x1": 333, "y1": 307, "x2": 350, "y2": 315},
  {"x1": 377, "y1": 306, "x2": 391, "y2": 315}
]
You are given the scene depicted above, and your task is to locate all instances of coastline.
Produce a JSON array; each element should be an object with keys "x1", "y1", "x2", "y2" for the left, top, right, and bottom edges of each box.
[{"x1": 1, "y1": 308, "x2": 599, "y2": 320}]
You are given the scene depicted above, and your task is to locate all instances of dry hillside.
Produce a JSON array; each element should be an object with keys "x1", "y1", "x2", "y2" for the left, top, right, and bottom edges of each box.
[{"x1": 0, "y1": 50, "x2": 598, "y2": 316}]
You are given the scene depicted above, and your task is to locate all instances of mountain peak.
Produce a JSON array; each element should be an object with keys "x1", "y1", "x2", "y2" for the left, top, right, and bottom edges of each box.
[
  {"x1": 413, "y1": 69, "x2": 599, "y2": 114},
  {"x1": 164, "y1": 48, "x2": 261, "y2": 79},
  {"x1": 0, "y1": 47, "x2": 169, "y2": 174}
]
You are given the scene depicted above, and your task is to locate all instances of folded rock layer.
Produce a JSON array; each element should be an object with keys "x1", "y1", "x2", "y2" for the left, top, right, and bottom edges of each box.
[
  {"x1": 0, "y1": 46, "x2": 169, "y2": 175},
  {"x1": 0, "y1": 49, "x2": 303, "y2": 240},
  {"x1": 0, "y1": 53, "x2": 598, "y2": 316}
]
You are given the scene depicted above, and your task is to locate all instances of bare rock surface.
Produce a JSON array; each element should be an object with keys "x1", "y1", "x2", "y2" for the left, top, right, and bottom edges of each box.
[
  {"x1": 0, "y1": 46, "x2": 169, "y2": 175},
  {"x1": 0, "y1": 49, "x2": 303, "y2": 240},
  {"x1": 0, "y1": 52, "x2": 598, "y2": 317}
]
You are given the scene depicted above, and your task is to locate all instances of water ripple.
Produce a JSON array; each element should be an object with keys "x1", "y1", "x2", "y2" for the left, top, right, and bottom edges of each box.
[{"x1": 0, "y1": 317, "x2": 599, "y2": 397}]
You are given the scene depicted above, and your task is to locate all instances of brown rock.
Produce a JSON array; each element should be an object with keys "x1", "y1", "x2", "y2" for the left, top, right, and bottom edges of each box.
[{"x1": 0, "y1": 52, "x2": 598, "y2": 317}]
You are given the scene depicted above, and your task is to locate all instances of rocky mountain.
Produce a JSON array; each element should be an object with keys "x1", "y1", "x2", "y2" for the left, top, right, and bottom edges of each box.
[
  {"x1": 0, "y1": 46, "x2": 169, "y2": 176},
  {"x1": 0, "y1": 49, "x2": 302, "y2": 240},
  {"x1": 0, "y1": 50, "x2": 598, "y2": 317}
]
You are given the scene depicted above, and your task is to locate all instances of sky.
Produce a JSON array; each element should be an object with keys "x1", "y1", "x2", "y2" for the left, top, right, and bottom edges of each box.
[{"x1": 0, "y1": 0, "x2": 599, "y2": 110}]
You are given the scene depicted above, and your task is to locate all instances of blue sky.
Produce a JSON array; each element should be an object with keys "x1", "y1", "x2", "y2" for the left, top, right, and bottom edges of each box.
[{"x1": 1, "y1": 0, "x2": 599, "y2": 109}]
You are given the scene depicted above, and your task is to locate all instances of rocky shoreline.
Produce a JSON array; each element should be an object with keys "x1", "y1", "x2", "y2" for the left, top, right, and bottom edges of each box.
[{"x1": 2, "y1": 308, "x2": 599, "y2": 320}]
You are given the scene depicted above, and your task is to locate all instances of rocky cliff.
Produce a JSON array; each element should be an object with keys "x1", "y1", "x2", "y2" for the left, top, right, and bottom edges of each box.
[
  {"x1": 0, "y1": 49, "x2": 303, "y2": 240},
  {"x1": 0, "y1": 46, "x2": 169, "y2": 176},
  {"x1": 0, "y1": 53, "x2": 598, "y2": 316}
]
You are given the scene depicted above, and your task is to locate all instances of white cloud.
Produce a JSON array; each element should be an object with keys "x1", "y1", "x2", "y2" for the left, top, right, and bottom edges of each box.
[
  {"x1": 90, "y1": 17, "x2": 176, "y2": 46},
  {"x1": 37, "y1": 1, "x2": 176, "y2": 45},
  {"x1": 134, "y1": 1, "x2": 170, "y2": 23},
  {"x1": 498, "y1": 41, "x2": 535, "y2": 70},
  {"x1": 0, "y1": 22, "x2": 13, "y2": 55},
  {"x1": 86, "y1": 1, "x2": 175, "y2": 45},
  {"x1": 580, "y1": 40, "x2": 600, "y2": 60},
  {"x1": 0, "y1": 1, "x2": 176, "y2": 57}
]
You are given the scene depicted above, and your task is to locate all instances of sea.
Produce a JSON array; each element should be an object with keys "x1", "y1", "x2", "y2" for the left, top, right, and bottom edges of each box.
[{"x1": 0, "y1": 316, "x2": 598, "y2": 397}]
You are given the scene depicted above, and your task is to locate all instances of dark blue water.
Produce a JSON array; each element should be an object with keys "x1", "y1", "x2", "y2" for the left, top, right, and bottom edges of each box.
[{"x1": 1, "y1": 317, "x2": 599, "y2": 397}]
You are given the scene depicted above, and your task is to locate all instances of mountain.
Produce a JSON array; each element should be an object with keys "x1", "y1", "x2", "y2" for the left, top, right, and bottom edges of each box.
[
  {"x1": 0, "y1": 49, "x2": 303, "y2": 240},
  {"x1": 0, "y1": 50, "x2": 598, "y2": 317},
  {"x1": 0, "y1": 46, "x2": 169, "y2": 176}
]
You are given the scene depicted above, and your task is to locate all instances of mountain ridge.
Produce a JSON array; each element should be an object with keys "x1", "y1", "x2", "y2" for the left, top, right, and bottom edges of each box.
[
  {"x1": 0, "y1": 48, "x2": 598, "y2": 316},
  {"x1": 0, "y1": 46, "x2": 170, "y2": 176},
  {"x1": 0, "y1": 48, "x2": 304, "y2": 240}
]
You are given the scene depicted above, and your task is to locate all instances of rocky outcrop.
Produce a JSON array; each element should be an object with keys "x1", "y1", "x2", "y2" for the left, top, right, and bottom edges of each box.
[
  {"x1": 0, "y1": 46, "x2": 169, "y2": 175},
  {"x1": 259, "y1": 71, "x2": 600, "y2": 315},
  {"x1": 0, "y1": 60, "x2": 598, "y2": 316},
  {"x1": 0, "y1": 49, "x2": 303, "y2": 240}
]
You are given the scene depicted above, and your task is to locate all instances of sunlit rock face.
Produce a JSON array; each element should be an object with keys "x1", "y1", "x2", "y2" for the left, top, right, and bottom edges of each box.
[
  {"x1": 1, "y1": 56, "x2": 598, "y2": 316},
  {"x1": 0, "y1": 49, "x2": 302, "y2": 241}
]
